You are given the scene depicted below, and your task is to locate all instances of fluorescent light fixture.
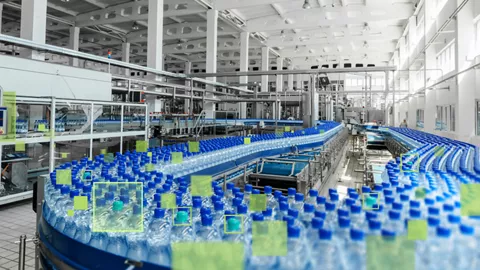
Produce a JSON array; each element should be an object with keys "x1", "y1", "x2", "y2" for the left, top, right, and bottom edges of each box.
[{"x1": 303, "y1": 0, "x2": 312, "y2": 9}]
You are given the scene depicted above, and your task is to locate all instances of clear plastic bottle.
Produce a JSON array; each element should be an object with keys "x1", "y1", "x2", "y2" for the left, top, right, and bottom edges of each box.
[
  {"x1": 305, "y1": 189, "x2": 318, "y2": 205},
  {"x1": 196, "y1": 214, "x2": 221, "y2": 242},
  {"x1": 315, "y1": 196, "x2": 326, "y2": 212},
  {"x1": 299, "y1": 203, "x2": 315, "y2": 228},
  {"x1": 278, "y1": 226, "x2": 310, "y2": 270},
  {"x1": 292, "y1": 193, "x2": 304, "y2": 212},
  {"x1": 345, "y1": 229, "x2": 366, "y2": 270},
  {"x1": 275, "y1": 202, "x2": 289, "y2": 221},
  {"x1": 425, "y1": 226, "x2": 453, "y2": 269},
  {"x1": 147, "y1": 208, "x2": 171, "y2": 266},
  {"x1": 311, "y1": 228, "x2": 337, "y2": 270},
  {"x1": 171, "y1": 211, "x2": 194, "y2": 242},
  {"x1": 287, "y1": 188, "x2": 296, "y2": 207},
  {"x1": 453, "y1": 224, "x2": 477, "y2": 270}
]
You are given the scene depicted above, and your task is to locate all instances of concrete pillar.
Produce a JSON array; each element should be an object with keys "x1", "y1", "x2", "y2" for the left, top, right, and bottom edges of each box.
[
  {"x1": 204, "y1": 9, "x2": 218, "y2": 119},
  {"x1": 0, "y1": 4, "x2": 4, "y2": 34},
  {"x1": 20, "y1": 0, "x2": 47, "y2": 60},
  {"x1": 261, "y1": 47, "x2": 270, "y2": 92},
  {"x1": 423, "y1": 0, "x2": 436, "y2": 133},
  {"x1": 121, "y1": 42, "x2": 130, "y2": 76},
  {"x1": 239, "y1": 32, "x2": 249, "y2": 119},
  {"x1": 147, "y1": 0, "x2": 164, "y2": 70},
  {"x1": 68, "y1": 27, "x2": 80, "y2": 66},
  {"x1": 456, "y1": 0, "x2": 475, "y2": 141},
  {"x1": 185, "y1": 61, "x2": 192, "y2": 114},
  {"x1": 296, "y1": 74, "x2": 303, "y2": 90},
  {"x1": 288, "y1": 64, "x2": 294, "y2": 91},
  {"x1": 276, "y1": 57, "x2": 284, "y2": 92}
]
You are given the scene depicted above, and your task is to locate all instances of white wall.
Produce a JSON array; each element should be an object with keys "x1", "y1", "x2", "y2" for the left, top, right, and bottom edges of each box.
[{"x1": 0, "y1": 55, "x2": 112, "y2": 101}]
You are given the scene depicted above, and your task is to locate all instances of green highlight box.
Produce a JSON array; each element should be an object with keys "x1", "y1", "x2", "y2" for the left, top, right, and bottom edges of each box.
[
  {"x1": 252, "y1": 221, "x2": 287, "y2": 256},
  {"x1": 136, "y1": 140, "x2": 148, "y2": 152},
  {"x1": 407, "y1": 220, "x2": 427, "y2": 241},
  {"x1": 302, "y1": 131, "x2": 305, "y2": 135},
  {"x1": 362, "y1": 192, "x2": 381, "y2": 210},
  {"x1": 15, "y1": 141, "x2": 25, "y2": 152},
  {"x1": 400, "y1": 153, "x2": 420, "y2": 173},
  {"x1": 173, "y1": 207, "x2": 193, "y2": 227},
  {"x1": 74, "y1": 196, "x2": 88, "y2": 210},
  {"x1": 319, "y1": 129, "x2": 325, "y2": 134},
  {"x1": 433, "y1": 146, "x2": 445, "y2": 157},
  {"x1": 460, "y1": 183, "x2": 480, "y2": 216},
  {"x1": 250, "y1": 194, "x2": 267, "y2": 212},
  {"x1": 92, "y1": 182, "x2": 143, "y2": 233},
  {"x1": 191, "y1": 175, "x2": 213, "y2": 197},
  {"x1": 147, "y1": 152, "x2": 153, "y2": 158},
  {"x1": 223, "y1": 215, "x2": 244, "y2": 235},
  {"x1": 284, "y1": 126, "x2": 291, "y2": 132},
  {"x1": 367, "y1": 235, "x2": 415, "y2": 270},
  {"x1": 0, "y1": 92, "x2": 16, "y2": 142},
  {"x1": 100, "y1": 149, "x2": 107, "y2": 155},
  {"x1": 188, "y1": 141, "x2": 200, "y2": 153},
  {"x1": 172, "y1": 152, "x2": 183, "y2": 164},
  {"x1": 161, "y1": 194, "x2": 177, "y2": 209},
  {"x1": 415, "y1": 187, "x2": 427, "y2": 199},
  {"x1": 172, "y1": 242, "x2": 244, "y2": 270},
  {"x1": 56, "y1": 169, "x2": 72, "y2": 185},
  {"x1": 275, "y1": 128, "x2": 284, "y2": 138},
  {"x1": 67, "y1": 210, "x2": 74, "y2": 217},
  {"x1": 61, "y1": 152, "x2": 69, "y2": 158},
  {"x1": 146, "y1": 163, "x2": 155, "y2": 172},
  {"x1": 244, "y1": 137, "x2": 251, "y2": 145}
]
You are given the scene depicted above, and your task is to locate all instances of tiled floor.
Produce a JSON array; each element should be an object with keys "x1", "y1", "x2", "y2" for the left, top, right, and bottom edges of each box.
[{"x1": 0, "y1": 200, "x2": 37, "y2": 270}]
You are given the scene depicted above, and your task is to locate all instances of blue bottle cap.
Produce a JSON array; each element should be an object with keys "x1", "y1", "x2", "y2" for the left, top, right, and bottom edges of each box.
[
  {"x1": 311, "y1": 217, "x2": 324, "y2": 229},
  {"x1": 309, "y1": 189, "x2": 319, "y2": 197},
  {"x1": 237, "y1": 204, "x2": 248, "y2": 214},
  {"x1": 120, "y1": 188, "x2": 129, "y2": 196},
  {"x1": 133, "y1": 204, "x2": 141, "y2": 215},
  {"x1": 348, "y1": 192, "x2": 359, "y2": 200},
  {"x1": 460, "y1": 224, "x2": 474, "y2": 235},
  {"x1": 443, "y1": 203, "x2": 454, "y2": 212},
  {"x1": 447, "y1": 214, "x2": 460, "y2": 224},
  {"x1": 338, "y1": 217, "x2": 351, "y2": 228},
  {"x1": 232, "y1": 187, "x2": 241, "y2": 194},
  {"x1": 350, "y1": 229, "x2": 364, "y2": 241},
  {"x1": 252, "y1": 213, "x2": 264, "y2": 221},
  {"x1": 392, "y1": 202, "x2": 403, "y2": 210},
  {"x1": 232, "y1": 198, "x2": 242, "y2": 207},
  {"x1": 424, "y1": 198, "x2": 435, "y2": 205},
  {"x1": 263, "y1": 208, "x2": 273, "y2": 217},
  {"x1": 314, "y1": 210, "x2": 326, "y2": 219},
  {"x1": 436, "y1": 226, "x2": 451, "y2": 238},
  {"x1": 409, "y1": 209, "x2": 421, "y2": 218},
  {"x1": 319, "y1": 228, "x2": 332, "y2": 240},
  {"x1": 95, "y1": 198, "x2": 106, "y2": 207},
  {"x1": 200, "y1": 207, "x2": 212, "y2": 216},
  {"x1": 288, "y1": 208, "x2": 299, "y2": 218},
  {"x1": 409, "y1": 200, "x2": 420, "y2": 208},
  {"x1": 385, "y1": 196, "x2": 394, "y2": 204},
  {"x1": 427, "y1": 217, "x2": 440, "y2": 227},
  {"x1": 338, "y1": 209, "x2": 349, "y2": 217},
  {"x1": 226, "y1": 182, "x2": 235, "y2": 190},
  {"x1": 330, "y1": 193, "x2": 339, "y2": 202},
  {"x1": 328, "y1": 188, "x2": 337, "y2": 195},
  {"x1": 345, "y1": 198, "x2": 355, "y2": 206},
  {"x1": 264, "y1": 186, "x2": 272, "y2": 194},
  {"x1": 153, "y1": 193, "x2": 161, "y2": 202},
  {"x1": 244, "y1": 184, "x2": 252, "y2": 192},
  {"x1": 287, "y1": 225, "x2": 300, "y2": 238},
  {"x1": 70, "y1": 190, "x2": 80, "y2": 198},
  {"x1": 427, "y1": 207, "x2": 440, "y2": 215},
  {"x1": 365, "y1": 211, "x2": 377, "y2": 220},
  {"x1": 288, "y1": 188, "x2": 296, "y2": 196},
  {"x1": 61, "y1": 186, "x2": 71, "y2": 195},
  {"x1": 400, "y1": 194, "x2": 409, "y2": 202},
  {"x1": 301, "y1": 203, "x2": 313, "y2": 213},
  {"x1": 214, "y1": 201, "x2": 224, "y2": 211},
  {"x1": 120, "y1": 195, "x2": 130, "y2": 204},
  {"x1": 224, "y1": 210, "x2": 235, "y2": 216},
  {"x1": 295, "y1": 193, "x2": 304, "y2": 202},
  {"x1": 235, "y1": 192, "x2": 244, "y2": 199},
  {"x1": 388, "y1": 210, "x2": 400, "y2": 220},
  {"x1": 104, "y1": 191, "x2": 114, "y2": 201},
  {"x1": 381, "y1": 229, "x2": 396, "y2": 237},
  {"x1": 274, "y1": 190, "x2": 282, "y2": 198},
  {"x1": 283, "y1": 216, "x2": 294, "y2": 226},
  {"x1": 316, "y1": 196, "x2": 326, "y2": 204},
  {"x1": 252, "y1": 189, "x2": 261, "y2": 195},
  {"x1": 325, "y1": 202, "x2": 335, "y2": 211},
  {"x1": 201, "y1": 214, "x2": 213, "y2": 226},
  {"x1": 279, "y1": 201, "x2": 288, "y2": 211},
  {"x1": 361, "y1": 186, "x2": 371, "y2": 193},
  {"x1": 368, "y1": 219, "x2": 381, "y2": 230},
  {"x1": 351, "y1": 205, "x2": 361, "y2": 214},
  {"x1": 192, "y1": 198, "x2": 202, "y2": 208}
]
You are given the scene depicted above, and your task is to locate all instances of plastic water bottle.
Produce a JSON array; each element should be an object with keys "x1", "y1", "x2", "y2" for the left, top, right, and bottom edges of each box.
[
  {"x1": 223, "y1": 217, "x2": 244, "y2": 242},
  {"x1": 345, "y1": 229, "x2": 366, "y2": 270},
  {"x1": 264, "y1": 186, "x2": 275, "y2": 209},
  {"x1": 106, "y1": 231, "x2": 128, "y2": 256},
  {"x1": 367, "y1": 219, "x2": 382, "y2": 235},
  {"x1": 147, "y1": 208, "x2": 171, "y2": 266},
  {"x1": 350, "y1": 204, "x2": 363, "y2": 229},
  {"x1": 244, "y1": 184, "x2": 253, "y2": 204},
  {"x1": 287, "y1": 188, "x2": 296, "y2": 206},
  {"x1": 278, "y1": 226, "x2": 310, "y2": 270},
  {"x1": 170, "y1": 211, "x2": 194, "y2": 242},
  {"x1": 311, "y1": 228, "x2": 336, "y2": 270},
  {"x1": 316, "y1": 196, "x2": 326, "y2": 212},
  {"x1": 237, "y1": 204, "x2": 252, "y2": 231},
  {"x1": 248, "y1": 214, "x2": 278, "y2": 270},
  {"x1": 305, "y1": 189, "x2": 318, "y2": 205},
  {"x1": 384, "y1": 210, "x2": 404, "y2": 233},
  {"x1": 426, "y1": 227, "x2": 453, "y2": 269},
  {"x1": 292, "y1": 193, "x2": 304, "y2": 212},
  {"x1": 196, "y1": 214, "x2": 220, "y2": 242},
  {"x1": 299, "y1": 203, "x2": 315, "y2": 228},
  {"x1": 306, "y1": 217, "x2": 324, "y2": 249},
  {"x1": 275, "y1": 202, "x2": 289, "y2": 221},
  {"x1": 453, "y1": 224, "x2": 477, "y2": 270},
  {"x1": 125, "y1": 205, "x2": 147, "y2": 261}
]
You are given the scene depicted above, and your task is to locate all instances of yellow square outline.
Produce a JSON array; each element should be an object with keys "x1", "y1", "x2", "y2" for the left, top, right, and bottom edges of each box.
[
  {"x1": 56, "y1": 169, "x2": 72, "y2": 186},
  {"x1": 244, "y1": 137, "x2": 251, "y2": 145},
  {"x1": 275, "y1": 128, "x2": 284, "y2": 138},
  {"x1": 172, "y1": 207, "x2": 193, "y2": 227},
  {"x1": 400, "y1": 153, "x2": 420, "y2": 173},
  {"x1": 223, "y1": 215, "x2": 244, "y2": 234},
  {"x1": 15, "y1": 141, "x2": 25, "y2": 152},
  {"x1": 188, "y1": 141, "x2": 200, "y2": 153},
  {"x1": 460, "y1": 183, "x2": 480, "y2": 216},
  {"x1": 92, "y1": 182, "x2": 144, "y2": 233},
  {"x1": 191, "y1": 175, "x2": 213, "y2": 197},
  {"x1": 362, "y1": 192, "x2": 381, "y2": 210},
  {"x1": 82, "y1": 170, "x2": 93, "y2": 182}
]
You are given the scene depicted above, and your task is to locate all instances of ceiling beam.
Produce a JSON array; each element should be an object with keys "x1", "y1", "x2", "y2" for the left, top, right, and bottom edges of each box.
[
  {"x1": 213, "y1": 0, "x2": 294, "y2": 10},
  {"x1": 82, "y1": 0, "x2": 108, "y2": 9},
  {"x1": 47, "y1": 3, "x2": 79, "y2": 17}
]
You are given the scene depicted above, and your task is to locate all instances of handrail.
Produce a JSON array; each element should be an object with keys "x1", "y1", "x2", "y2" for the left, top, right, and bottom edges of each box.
[
  {"x1": 192, "y1": 110, "x2": 206, "y2": 138},
  {"x1": 0, "y1": 34, "x2": 252, "y2": 93}
]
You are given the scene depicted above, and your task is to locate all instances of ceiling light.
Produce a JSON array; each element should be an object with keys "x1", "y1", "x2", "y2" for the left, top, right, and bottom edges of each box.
[
  {"x1": 132, "y1": 22, "x2": 139, "y2": 30},
  {"x1": 303, "y1": 0, "x2": 311, "y2": 9},
  {"x1": 295, "y1": 45, "x2": 299, "y2": 53},
  {"x1": 280, "y1": 30, "x2": 286, "y2": 39},
  {"x1": 363, "y1": 23, "x2": 371, "y2": 32},
  {"x1": 363, "y1": 41, "x2": 369, "y2": 48},
  {"x1": 309, "y1": 49, "x2": 314, "y2": 54},
  {"x1": 60, "y1": 0, "x2": 70, "y2": 2},
  {"x1": 305, "y1": 57, "x2": 309, "y2": 61},
  {"x1": 363, "y1": 54, "x2": 368, "y2": 60}
]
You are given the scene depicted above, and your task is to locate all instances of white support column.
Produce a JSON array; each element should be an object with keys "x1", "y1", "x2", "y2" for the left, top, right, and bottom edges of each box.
[
  {"x1": 147, "y1": 0, "x2": 164, "y2": 71},
  {"x1": 239, "y1": 32, "x2": 249, "y2": 119},
  {"x1": 20, "y1": 0, "x2": 47, "y2": 60},
  {"x1": 122, "y1": 42, "x2": 131, "y2": 76},
  {"x1": 261, "y1": 47, "x2": 270, "y2": 92},
  {"x1": 276, "y1": 57, "x2": 284, "y2": 92},
  {"x1": 185, "y1": 61, "x2": 192, "y2": 114},
  {"x1": 205, "y1": 9, "x2": 218, "y2": 119},
  {"x1": 287, "y1": 64, "x2": 294, "y2": 91},
  {"x1": 0, "y1": 4, "x2": 4, "y2": 34},
  {"x1": 68, "y1": 27, "x2": 80, "y2": 66},
  {"x1": 296, "y1": 74, "x2": 303, "y2": 90}
]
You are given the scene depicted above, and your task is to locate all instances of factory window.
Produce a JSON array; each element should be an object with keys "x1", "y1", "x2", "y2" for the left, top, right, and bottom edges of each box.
[
  {"x1": 436, "y1": 106, "x2": 444, "y2": 130},
  {"x1": 450, "y1": 105, "x2": 455, "y2": 132},
  {"x1": 416, "y1": 109, "x2": 424, "y2": 128},
  {"x1": 436, "y1": 41, "x2": 455, "y2": 74}
]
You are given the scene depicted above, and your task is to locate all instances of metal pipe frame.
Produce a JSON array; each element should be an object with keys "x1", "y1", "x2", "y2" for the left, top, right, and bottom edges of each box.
[{"x1": 188, "y1": 66, "x2": 397, "y2": 78}]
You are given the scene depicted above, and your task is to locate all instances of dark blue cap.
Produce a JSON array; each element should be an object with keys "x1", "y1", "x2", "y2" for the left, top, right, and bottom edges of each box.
[
  {"x1": 447, "y1": 215, "x2": 460, "y2": 224},
  {"x1": 427, "y1": 217, "x2": 440, "y2": 226},
  {"x1": 201, "y1": 214, "x2": 213, "y2": 226},
  {"x1": 385, "y1": 196, "x2": 394, "y2": 204},
  {"x1": 312, "y1": 217, "x2": 324, "y2": 229},
  {"x1": 288, "y1": 188, "x2": 296, "y2": 196},
  {"x1": 330, "y1": 193, "x2": 339, "y2": 201},
  {"x1": 436, "y1": 226, "x2": 451, "y2": 238},
  {"x1": 351, "y1": 205, "x2": 361, "y2": 214},
  {"x1": 279, "y1": 201, "x2": 288, "y2": 211},
  {"x1": 383, "y1": 189, "x2": 393, "y2": 196},
  {"x1": 244, "y1": 184, "x2": 252, "y2": 192},
  {"x1": 460, "y1": 224, "x2": 474, "y2": 235},
  {"x1": 410, "y1": 200, "x2": 420, "y2": 208},
  {"x1": 314, "y1": 211, "x2": 326, "y2": 219},
  {"x1": 345, "y1": 198, "x2": 355, "y2": 206},
  {"x1": 154, "y1": 208, "x2": 165, "y2": 218},
  {"x1": 381, "y1": 229, "x2": 396, "y2": 237},
  {"x1": 295, "y1": 193, "x2": 304, "y2": 202},
  {"x1": 338, "y1": 217, "x2": 351, "y2": 228},
  {"x1": 392, "y1": 202, "x2": 403, "y2": 210},
  {"x1": 235, "y1": 192, "x2": 244, "y2": 199},
  {"x1": 192, "y1": 198, "x2": 202, "y2": 208},
  {"x1": 338, "y1": 209, "x2": 349, "y2": 217},
  {"x1": 252, "y1": 213, "x2": 264, "y2": 221},
  {"x1": 237, "y1": 204, "x2": 248, "y2": 214},
  {"x1": 409, "y1": 209, "x2": 421, "y2": 218},
  {"x1": 304, "y1": 203, "x2": 314, "y2": 213},
  {"x1": 325, "y1": 202, "x2": 335, "y2": 211},
  {"x1": 424, "y1": 198, "x2": 435, "y2": 205},
  {"x1": 288, "y1": 208, "x2": 299, "y2": 218},
  {"x1": 226, "y1": 182, "x2": 235, "y2": 190},
  {"x1": 120, "y1": 188, "x2": 129, "y2": 196},
  {"x1": 153, "y1": 193, "x2": 161, "y2": 202},
  {"x1": 264, "y1": 186, "x2": 272, "y2": 194},
  {"x1": 283, "y1": 216, "x2": 294, "y2": 226},
  {"x1": 400, "y1": 194, "x2": 409, "y2": 202},
  {"x1": 443, "y1": 204, "x2": 454, "y2": 212},
  {"x1": 388, "y1": 210, "x2": 400, "y2": 220},
  {"x1": 263, "y1": 208, "x2": 273, "y2": 217},
  {"x1": 362, "y1": 186, "x2": 371, "y2": 193},
  {"x1": 274, "y1": 190, "x2": 282, "y2": 198},
  {"x1": 319, "y1": 229, "x2": 332, "y2": 240},
  {"x1": 120, "y1": 195, "x2": 129, "y2": 204},
  {"x1": 233, "y1": 187, "x2": 241, "y2": 194},
  {"x1": 288, "y1": 226, "x2": 300, "y2": 238},
  {"x1": 365, "y1": 211, "x2": 377, "y2": 220},
  {"x1": 96, "y1": 198, "x2": 106, "y2": 207},
  {"x1": 428, "y1": 207, "x2": 440, "y2": 215},
  {"x1": 368, "y1": 219, "x2": 381, "y2": 230},
  {"x1": 252, "y1": 189, "x2": 261, "y2": 195},
  {"x1": 200, "y1": 207, "x2": 211, "y2": 216},
  {"x1": 214, "y1": 201, "x2": 224, "y2": 211},
  {"x1": 133, "y1": 204, "x2": 141, "y2": 215},
  {"x1": 232, "y1": 198, "x2": 242, "y2": 207},
  {"x1": 317, "y1": 196, "x2": 326, "y2": 204},
  {"x1": 350, "y1": 229, "x2": 364, "y2": 241},
  {"x1": 309, "y1": 189, "x2": 318, "y2": 197},
  {"x1": 104, "y1": 191, "x2": 114, "y2": 200}
]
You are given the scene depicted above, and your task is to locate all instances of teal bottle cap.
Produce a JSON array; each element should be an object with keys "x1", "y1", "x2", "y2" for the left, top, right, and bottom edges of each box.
[
  {"x1": 227, "y1": 217, "x2": 240, "y2": 231},
  {"x1": 366, "y1": 196, "x2": 377, "y2": 206},
  {"x1": 176, "y1": 210, "x2": 189, "y2": 224},
  {"x1": 112, "y1": 200, "x2": 124, "y2": 212}
]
